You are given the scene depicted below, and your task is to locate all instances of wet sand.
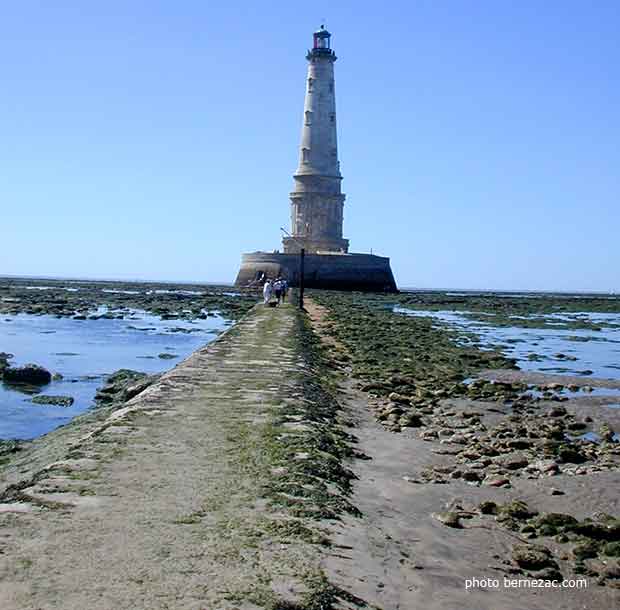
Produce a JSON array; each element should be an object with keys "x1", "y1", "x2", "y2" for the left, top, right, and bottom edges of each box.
[{"x1": 305, "y1": 295, "x2": 620, "y2": 609}]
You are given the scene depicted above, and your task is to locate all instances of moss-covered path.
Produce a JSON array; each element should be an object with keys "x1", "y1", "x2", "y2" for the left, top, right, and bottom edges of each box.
[{"x1": 0, "y1": 304, "x2": 355, "y2": 610}]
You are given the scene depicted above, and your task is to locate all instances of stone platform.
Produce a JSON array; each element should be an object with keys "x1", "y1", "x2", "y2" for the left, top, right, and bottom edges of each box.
[{"x1": 235, "y1": 251, "x2": 397, "y2": 292}]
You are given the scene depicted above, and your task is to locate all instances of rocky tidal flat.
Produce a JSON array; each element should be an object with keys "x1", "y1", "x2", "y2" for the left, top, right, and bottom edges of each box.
[
  {"x1": 0, "y1": 277, "x2": 256, "y2": 321},
  {"x1": 311, "y1": 289, "x2": 620, "y2": 590},
  {"x1": 0, "y1": 277, "x2": 257, "y2": 440}
]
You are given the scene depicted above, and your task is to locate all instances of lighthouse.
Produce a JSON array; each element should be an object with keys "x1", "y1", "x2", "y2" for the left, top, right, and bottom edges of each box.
[
  {"x1": 282, "y1": 25, "x2": 349, "y2": 255},
  {"x1": 235, "y1": 27, "x2": 397, "y2": 292}
]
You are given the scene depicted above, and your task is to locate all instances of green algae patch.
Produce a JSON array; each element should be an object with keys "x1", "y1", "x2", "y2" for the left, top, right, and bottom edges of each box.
[
  {"x1": 309, "y1": 290, "x2": 518, "y2": 433},
  {"x1": 0, "y1": 277, "x2": 258, "y2": 321}
]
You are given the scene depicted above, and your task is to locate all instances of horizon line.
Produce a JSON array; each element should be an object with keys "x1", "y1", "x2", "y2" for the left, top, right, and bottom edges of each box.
[{"x1": 0, "y1": 274, "x2": 616, "y2": 296}]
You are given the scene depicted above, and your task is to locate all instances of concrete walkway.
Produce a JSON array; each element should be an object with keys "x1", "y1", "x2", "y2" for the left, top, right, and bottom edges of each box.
[{"x1": 0, "y1": 304, "x2": 342, "y2": 610}]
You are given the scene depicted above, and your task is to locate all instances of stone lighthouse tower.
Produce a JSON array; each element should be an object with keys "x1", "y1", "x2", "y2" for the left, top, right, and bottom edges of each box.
[
  {"x1": 282, "y1": 25, "x2": 349, "y2": 255},
  {"x1": 235, "y1": 26, "x2": 396, "y2": 292}
]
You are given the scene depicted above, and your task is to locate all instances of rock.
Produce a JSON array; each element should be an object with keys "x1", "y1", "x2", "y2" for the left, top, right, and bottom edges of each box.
[
  {"x1": 538, "y1": 524, "x2": 557, "y2": 537},
  {"x1": 400, "y1": 413, "x2": 423, "y2": 427},
  {"x1": 388, "y1": 392, "x2": 411, "y2": 405},
  {"x1": 482, "y1": 476, "x2": 510, "y2": 487},
  {"x1": 123, "y1": 379, "x2": 154, "y2": 401},
  {"x1": 549, "y1": 406, "x2": 567, "y2": 417},
  {"x1": 461, "y1": 449, "x2": 481, "y2": 460},
  {"x1": 448, "y1": 434, "x2": 468, "y2": 445},
  {"x1": 95, "y1": 369, "x2": 158, "y2": 404},
  {"x1": 433, "y1": 511, "x2": 461, "y2": 528},
  {"x1": 566, "y1": 421, "x2": 587, "y2": 431},
  {"x1": 572, "y1": 540, "x2": 600, "y2": 560},
  {"x1": 360, "y1": 382, "x2": 386, "y2": 393},
  {"x1": 547, "y1": 383, "x2": 565, "y2": 391},
  {"x1": 535, "y1": 513, "x2": 579, "y2": 530},
  {"x1": 512, "y1": 544, "x2": 556, "y2": 571},
  {"x1": 479, "y1": 501, "x2": 498, "y2": 515},
  {"x1": 599, "y1": 560, "x2": 620, "y2": 581},
  {"x1": 571, "y1": 519, "x2": 620, "y2": 541},
  {"x1": 0, "y1": 439, "x2": 22, "y2": 456},
  {"x1": 498, "y1": 500, "x2": 537, "y2": 520},
  {"x1": 499, "y1": 453, "x2": 529, "y2": 470},
  {"x1": 557, "y1": 445, "x2": 587, "y2": 464},
  {"x1": 602, "y1": 542, "x2": 620, "y2": 557},
  {"x1": 30, "y1": 395, "x2": 74, "y2": 407},
  {"x1": 530, "y1": 567, "x2": 564, "y2": 582},
  {"x1": 600, "y1": 423, "x2": 615, "y2": 443},
  {"x1": 462, "y1": 470, "x2": 482, "y2": 483},
  {"x1": 0, "y1": 352, "x2": 13, "y2": 372},
  {"x1": 507, "y1": 438, "x2": 532, "y2": 450},
  {"x1": 532, "y1": 459, "x2": 560, "y2": 475},
  {"x1": 3, "y1": 364, "x2": 52, "y2": 385},
  {"x1": 544, "y1": 426, "x2": 566, "y2": 441}
]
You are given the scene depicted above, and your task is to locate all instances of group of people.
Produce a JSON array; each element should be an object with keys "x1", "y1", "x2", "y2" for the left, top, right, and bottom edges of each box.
[{"x1": 262, "y1": 277, "x2": 288, "y2": 306}]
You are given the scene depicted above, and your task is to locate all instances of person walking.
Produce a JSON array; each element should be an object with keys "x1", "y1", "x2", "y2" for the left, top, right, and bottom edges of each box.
[
  {"x1": 281, "y1": 279, "x2": 288, "y2": 303},
  {"x1": 273, "y1": 278, "x2": 283, "y2": 304},
  {"x1": 263, "y1": 279, "x2": 273, "y2": 306}
]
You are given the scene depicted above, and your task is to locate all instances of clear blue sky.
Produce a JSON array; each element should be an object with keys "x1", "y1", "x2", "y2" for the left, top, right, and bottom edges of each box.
[{"x1": 2, "y1": 1, "x2": 618, "y2": 291}]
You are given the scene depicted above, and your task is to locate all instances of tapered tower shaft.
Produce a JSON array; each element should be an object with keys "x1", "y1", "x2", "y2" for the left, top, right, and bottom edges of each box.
[{"x1": 282, "y1": 26, "x2": 349, "y2": 254}]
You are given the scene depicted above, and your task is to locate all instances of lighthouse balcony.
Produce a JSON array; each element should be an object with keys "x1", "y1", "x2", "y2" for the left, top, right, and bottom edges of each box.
[{"x1": 306, "y1": 48, "x2": 337, "y2": 61}]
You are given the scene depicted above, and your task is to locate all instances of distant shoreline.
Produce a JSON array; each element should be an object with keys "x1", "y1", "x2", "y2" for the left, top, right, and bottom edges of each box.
[
  {"x1": 0, "y1": 275, "x2": 234, "y2": 287},
  {"x1": 0, "y1": 275, "x2": 616, "y2": 296}
]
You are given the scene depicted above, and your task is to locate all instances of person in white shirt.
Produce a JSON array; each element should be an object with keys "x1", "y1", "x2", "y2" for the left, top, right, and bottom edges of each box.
[{"x1": 263, "y1": 280, "x2": 273, "y2": 305}]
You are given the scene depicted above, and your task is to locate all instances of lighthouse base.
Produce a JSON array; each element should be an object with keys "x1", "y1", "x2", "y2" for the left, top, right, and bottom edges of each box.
[{"x1": 234, "y1": 251, "x2": 397, "y2": 292}]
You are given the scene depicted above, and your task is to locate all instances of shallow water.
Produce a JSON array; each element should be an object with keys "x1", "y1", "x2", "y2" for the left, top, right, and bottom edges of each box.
[
  {"x1": 1, "y1": 310, "x2": 227, "y2": 440},
  {"x1": 395, "y1": 308, "x2": 620, "y2": 381}
]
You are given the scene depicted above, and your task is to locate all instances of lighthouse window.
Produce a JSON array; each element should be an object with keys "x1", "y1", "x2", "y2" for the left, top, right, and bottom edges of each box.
[
  {"x1": 304, "y1": 111, "x2": 312, "y2": 126},
  {"x1": 329, "y1": 82, "x2": 334, "y2": 93},
  {"x1": 302, "y1": 148, "x2": 310, "y2": 163},
  {"x1": 307, "y1": 78, "x2": 313, "y2": 91},
  {"x1": 330, "y1": 114, "x2": 335, "y2": 123}
]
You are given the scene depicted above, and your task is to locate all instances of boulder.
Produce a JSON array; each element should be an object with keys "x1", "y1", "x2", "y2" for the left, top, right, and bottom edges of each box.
[
  {"x1": 388, "y1": 392, "x2": 411, "y2": 405},
  {"x1": 95, "y1": 369, "x2": 158, "y2": 404},
  {"x1": 534, "y1": 513, "x2": 578, "y2": 531},
  {"x1": 3, "y1": 364, "x2": 52, "y2": 385},
  {"x1": 572, "y1": 540, "x2": 600, "y2": 560},
  {"x1": 557, "y1": 445, "x2": 587, "y2": 464},
  {"x1": 512, "y1": 544, "x2": 557, "y2": 571},
  {"x1": 498, "y1": 452, "x2": 529, "y2": 470},
  {"x1": 30, "y1": 395, "x2": 74, "y2": 407},
  {"x1": 602, "y1": 542, "x2": 620, "y2": 557},
  {"x1": 479, "y1": 501, "x2": 498, "y2": 515},
  {"x1": 498, "y1": 500, "x2": 537, "y2": 520}
]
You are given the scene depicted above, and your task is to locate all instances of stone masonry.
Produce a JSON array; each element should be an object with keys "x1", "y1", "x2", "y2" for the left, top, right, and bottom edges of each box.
[{"x1": 282, "y1": 26, "x2": 349, "y2": 255}]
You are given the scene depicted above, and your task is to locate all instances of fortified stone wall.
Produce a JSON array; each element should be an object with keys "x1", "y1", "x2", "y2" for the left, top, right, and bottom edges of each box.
[{"x1": 235, "y1": 252, "x2": 397, "y2": 292}]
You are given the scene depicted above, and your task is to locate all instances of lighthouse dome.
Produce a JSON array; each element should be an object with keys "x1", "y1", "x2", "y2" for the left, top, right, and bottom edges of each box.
[
  {"x1": 312, "y1": 25, "x2": 332, "y2": 52},
  {"x1": 314, "y1": 25, "x2": 331, "y2": 38}
]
